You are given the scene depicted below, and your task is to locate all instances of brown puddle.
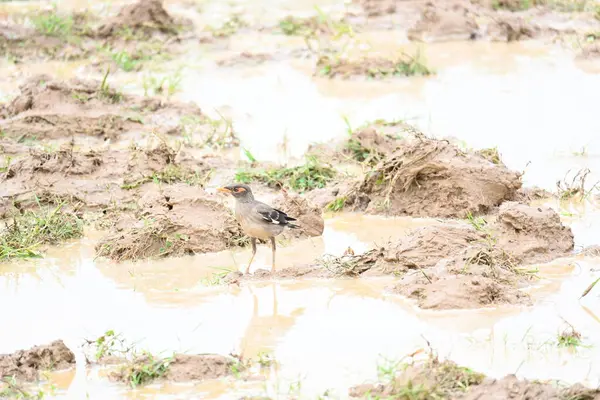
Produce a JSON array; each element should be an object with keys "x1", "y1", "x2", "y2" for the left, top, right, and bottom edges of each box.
[{"x1": 0, "y1": 210, "x2": 599, "y2": 398}]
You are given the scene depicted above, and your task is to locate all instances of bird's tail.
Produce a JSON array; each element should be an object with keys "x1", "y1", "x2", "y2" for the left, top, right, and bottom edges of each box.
[{"x1": 287, "y1": 223, "x2": 300, "y2": 229}]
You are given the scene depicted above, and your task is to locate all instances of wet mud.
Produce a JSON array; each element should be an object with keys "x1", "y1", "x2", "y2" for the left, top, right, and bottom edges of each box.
[
  {"x1": 109, "y1": 353, "x2": 238, "y2": 384},
  {"x1": 0, "y1": 0, "x2": 192, "y2": 65},
  {"x1": 1, "y1": 0, "x2": 599, "y2": 398},
  {"x1": 233, "y1": 201, "x2": 574, "y2": 310},
  {"x1": 0, "y1": 340, "x2": 75, "y2": 382},
  {"x1": 349, "y1": 354, "x2": 600, "y2": 399},
  {"x1": 344, "y1": 134, "x2": 523, "y2": 218}
]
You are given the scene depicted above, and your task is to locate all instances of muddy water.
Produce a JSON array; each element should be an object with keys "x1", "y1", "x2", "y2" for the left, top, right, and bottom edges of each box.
[
  {"x1": 2, "y1": 0, "x2": 600, "y2": 398},
  {"x1": 0, "y1": 208, "x2": 599, "y2": 399}
]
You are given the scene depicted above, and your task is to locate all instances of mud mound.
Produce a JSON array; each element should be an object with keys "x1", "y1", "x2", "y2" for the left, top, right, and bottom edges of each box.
[
  {"x1": 96, "y1": 187, "x2": 245, "y2": 261},
  {"x1": 350, "y1": 224, "x2": 485, "y2": 276},
  {"x1": 394, "y1": 271, "x2": 531, "y2": 310},
  {"x1": 461, "y1": 375, "x2": 600, "y2": 400},
  {"x1": 271, "y1": 191, "x2": 324, "y2": 239},
  {"x1": 349, "y1": 356, "x2": 600, "y2": 399},
  {"x1": 579, "y1": 42, "x2": 600, "y2": 59},
  {"x1": 486, "y1": 13, "x2": 538, "y2": 41},
  {"x1": 0, "y1": 340, "x2": 75, "y2": 381},
  {"x1": 110, "y1": 353, "x2": 237, "y2": 384},
  {"x1": 96, "y1": 0, "x2": 177, "y2": 38},
  {"x1": 350, "y1": 356, "x2": 484, "y2": 399},
  {"x1": 408, "y1": 2, "x2": 479, "y2": 42},
  {"x1": 9, "y1": 147, "x2": 103, "y2": 178},
  {"x1": 495, "y1": 201, "x2": 574, "y2": 263},
  {"x1": 166, "y1": 354, "x2": 236, "y2": 382},
  {"x1": 354, "y1": 0, "x2": 398, "y2": 16},
  {"x1": 313, "y1": 203, "x2": 572, "y2": 309},
  {"x1": 345, "y1": 136, "x2": 522, "y2": 218},
  {"x1": 515, "y1": 186, "x2": 555, "y2": 203},
  {"x1": 5, "y1": 75, "x2": 123, "y2": 117},
  {"x1": 1, "y1": 75, "x2": 203, "y2": 142}
]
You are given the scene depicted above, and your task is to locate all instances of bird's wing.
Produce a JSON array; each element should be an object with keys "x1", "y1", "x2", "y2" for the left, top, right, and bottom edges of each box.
[{"x1": 254, "y1": 203, "x2": 295, "y2": 224}]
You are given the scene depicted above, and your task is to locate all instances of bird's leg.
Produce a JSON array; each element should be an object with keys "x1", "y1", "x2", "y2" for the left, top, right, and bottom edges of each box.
[
  {"x1": 245, "y1": 238, "x2": 257, "y2": 274},
  {"x1": 270, "y1": 236, "x2": 276, "y2": 272}
]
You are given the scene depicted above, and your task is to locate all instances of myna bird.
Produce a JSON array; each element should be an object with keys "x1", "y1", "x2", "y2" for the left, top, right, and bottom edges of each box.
[{"x1": 217, "y1": 184, "x2": 299, "y2": 274}]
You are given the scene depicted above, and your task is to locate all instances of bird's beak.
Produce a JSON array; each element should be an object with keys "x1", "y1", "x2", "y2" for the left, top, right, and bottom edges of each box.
[{"x1": 217, "y1": 187, "x2": 232, "y2": 194}]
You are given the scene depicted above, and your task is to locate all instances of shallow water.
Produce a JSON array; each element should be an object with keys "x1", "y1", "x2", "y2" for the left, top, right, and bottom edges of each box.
[
  {"x1": 2, "y1": 0, "x2": 600, "y2": 398},
  {"x1": 1, "y1": 208, "x2": 600, "y2": 399}
]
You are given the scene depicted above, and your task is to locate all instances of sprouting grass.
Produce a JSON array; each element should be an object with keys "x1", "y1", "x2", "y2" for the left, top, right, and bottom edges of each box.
[
  {"x1": 557, "y1": 327, "x2": 583, "y2": 348},
  {"x1": 111, "y1": 50, "x2": 139, "y2": 72},
  {"x1": 0, "y1": 377, "x2": 44, "y2": 400},
  {"x1": 121, "y1": 164, "x2": 212, "y2": 190},
  {"x1": 492, "y1": 0, "x2": 535, "y2": 10},
  {"x1": 370, "y1": 353, "x2": 485, "y2": 398},
  {"x1": 326, "y1": 196, "x2": 347, "y2": 212},
  {"x1": 256, "y1": 351, "x2": 275, "y2": 368},
  {"x1": 84, "y1": 330, "x2": 137, "y2": 361},
  {"x1": 318, "y1": 49, "x2": 433, "y2": 79},
  {"x1": 201, "y1": 267, "x2": 236, "y2": 286},
  {"x1": 0, "y1": 203, "x2": 84, "y2": 261},
  {"x1": 243, "y1": 148, "x2": 257, "y2": 163},
  {"x1": 466, "y1": 211, "x2": 487, "y2": 231},
  {"x1": 234, "y1": 156, "x2": 336, "y2": 192},
  {"x1": 556, "y1": 168, "x2": 599, "y2": 201},
  {"x1": 98, "y1": 68, "x2": 123, "y2": 103},
  {"x1": 477, "y1": 147, "x2": 502, "y2": 165},
  {"x1": 179, "y1": 112, "x2": 238, "y2": 149},
  {"x1": 124, "y1": 352, "x2": 173, "y2": 388},
  {"x1": 84, "y1": 331, "x2": 172, "y2": 388},
  {"x1": 210, "y1": 15, "x2": 246, "y2": 37},
  {"x1": 278, "y1": 10, "x2": 352, "y2": 38},
  {"x1": 142, "y1": 70, "x2": 183, "y2": 97},
  {"x1": 31, "y1": 9, "x2": 73, "y2": 37}
]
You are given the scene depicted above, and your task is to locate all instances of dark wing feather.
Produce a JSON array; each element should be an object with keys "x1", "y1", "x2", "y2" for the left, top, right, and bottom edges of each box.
[{"x1": 255, "y1": 203, "x2": 298, "y2": 227}]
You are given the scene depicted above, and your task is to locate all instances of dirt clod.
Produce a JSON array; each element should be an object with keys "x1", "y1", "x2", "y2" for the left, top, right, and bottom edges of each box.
[
  {"x1": 109, "y1": 353, "x2": 237, "y2": 386},
  {"x1": 96, "y1": 186, "x2": 245, "y2": 261},
  {"x1": 345, "y1": 135, "x2": 522, "y2": 218},
  {"x1": 349, "y1": 354, "x2": 600, "y2": 399},
  {"x1": 96, "y1": 0, "x2": 177, "y2": 38},
  {"x1": 408, "y1": 2, "x2": 479, "y2": 42},
  {"x1": 0, "y1": 340, "x2": 75, "y2": 381}
]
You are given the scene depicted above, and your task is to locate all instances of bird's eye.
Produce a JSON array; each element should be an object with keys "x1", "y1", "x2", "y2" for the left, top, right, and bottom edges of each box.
[{"x1": 235, "y1": 187, "x2": 246, "y2": 193}]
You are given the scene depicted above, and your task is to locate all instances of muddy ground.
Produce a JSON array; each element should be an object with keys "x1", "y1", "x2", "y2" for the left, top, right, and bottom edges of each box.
[
  {"x1": 0, "y1": 340, "x2": 75, "y2": 382},
  {"x1": 1, "y1": 0, "x2": 599, "y2": 396},
  {"x1": 1, "y1": 0, "x2": 599, "y2": 71},
  {"x1": 348, "y1": 353, "x2": 600, "y2": 399},
  {"x1": 228, "y1": 200, "x2": 574, "y2": 310}
]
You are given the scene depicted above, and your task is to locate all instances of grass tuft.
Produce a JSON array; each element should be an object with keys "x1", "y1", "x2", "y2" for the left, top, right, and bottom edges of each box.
[
  {"x1": 362, "y1": 352, "x2": 485, "y2": 398},
  {"x1": 0, "y1": 203, "x2": 83, "y2": 261},
  {"x1": 0, "y1": 377, "x2": 44, "y2": 400},
  {"x1": 466, "y1": 211, "x2": 487, "y2": 231},
  {"x1": 557, "y1": 323, "x2": 583, "y2": 348},
  {"x1": 121, "y1": 352, "x2": 173, "y2": 388},
  {"x1": 31, "y1": 9, "x2": 73, "y2": 37},
  {"x1": 318, "y1": 49, "x2": 433, "y2": 79},
  {"x1": 477, "y1": 147, "x2": 502, "y2": 165},
  {"x1": 556, "y1": 168, "x2": 599, "y2": 201},
  {"x1": 326, "y1": 196, "x2": 347, "y2": 212},
  {"x1": 235, "y1": 156, "x2": 336, "y2": 192}
]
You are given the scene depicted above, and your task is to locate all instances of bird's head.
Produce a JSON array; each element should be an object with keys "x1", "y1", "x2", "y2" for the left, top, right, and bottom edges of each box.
[{"x1": 217, "y1": 184, "x2": 254, "y2": 201}]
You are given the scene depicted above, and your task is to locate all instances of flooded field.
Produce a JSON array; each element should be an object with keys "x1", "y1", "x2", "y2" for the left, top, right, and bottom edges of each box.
[{"x1": 2, "y1": 0, "x2": 600, "y2": 398}]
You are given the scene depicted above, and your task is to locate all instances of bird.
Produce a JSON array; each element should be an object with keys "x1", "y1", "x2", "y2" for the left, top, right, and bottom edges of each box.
[{"x1": 217, "y1": 184, "x2": 299, "y2": 274}]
